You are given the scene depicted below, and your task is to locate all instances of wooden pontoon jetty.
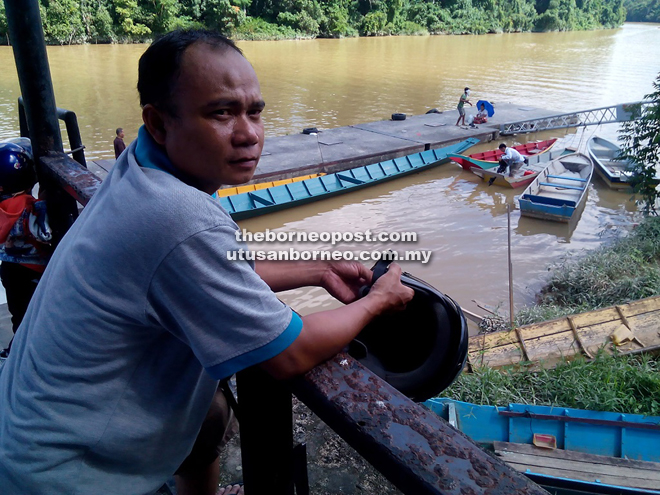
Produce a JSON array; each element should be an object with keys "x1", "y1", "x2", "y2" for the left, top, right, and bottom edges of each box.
[{"x1": 88, "y1": 103, "x2": 567, "y2": 182}]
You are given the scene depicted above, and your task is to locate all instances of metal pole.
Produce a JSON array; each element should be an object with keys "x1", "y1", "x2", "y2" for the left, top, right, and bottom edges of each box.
[
  {"x1": 507, "y1": 203, "x2": 514, "y2": 327},
  {"x1": 4, "y1": 0, "x2": 63, "y2": 157},
  {"x1": 4, "y1": 0, "x2": 79, "y2": 243}
]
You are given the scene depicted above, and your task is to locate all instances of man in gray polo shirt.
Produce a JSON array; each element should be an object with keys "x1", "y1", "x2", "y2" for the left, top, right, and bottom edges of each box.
[{"x1": 0, "y1": 30, "x2": 413, "y2": 495}]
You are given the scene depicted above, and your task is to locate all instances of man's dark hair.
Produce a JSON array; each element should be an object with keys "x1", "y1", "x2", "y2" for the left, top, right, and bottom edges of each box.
[
  {"x1": 499, "y1": 143, "x2": 507, "y2": 150},
  {"x1": 137, "y1": 29, "x2": 243, "y2": 116},
  {"x1": 116, "y1": 128, "x2": 123, "y2": 136}
]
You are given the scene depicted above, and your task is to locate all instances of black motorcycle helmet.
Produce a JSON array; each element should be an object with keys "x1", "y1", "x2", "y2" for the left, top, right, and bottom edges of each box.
[
  {"x1": 349, "y1": 260, "x2": 468, "y2": 402},
  {"x1": 0, "y1": 138, "x2": 37, "y2": 195}
]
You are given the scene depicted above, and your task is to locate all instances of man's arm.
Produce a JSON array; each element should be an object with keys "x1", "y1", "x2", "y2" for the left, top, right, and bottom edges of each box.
[
  {"x1": 255, "y1": 260, "x2": 371, "y2": 303},
  {"x1": 260, "y1": 263, "x2": 413, "y2": 379}
]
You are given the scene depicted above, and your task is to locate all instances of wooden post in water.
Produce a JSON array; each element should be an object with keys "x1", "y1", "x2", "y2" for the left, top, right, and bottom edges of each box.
[{"x1": 507, "y1": 203, "x2": 514, "y2": 328}]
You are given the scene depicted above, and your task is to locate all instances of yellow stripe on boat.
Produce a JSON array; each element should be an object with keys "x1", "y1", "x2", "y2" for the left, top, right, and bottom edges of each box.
[{"x1": 216, "y1": 173, "x2": 326, "y2": 197}]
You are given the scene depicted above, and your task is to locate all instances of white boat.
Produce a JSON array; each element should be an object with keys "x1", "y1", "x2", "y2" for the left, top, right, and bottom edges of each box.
[
  {"x1": 587, "y1": 136, "x2": 633, "y2": 190},
  {"x1": 518, "y1": 152, "x2": 593, "y2": 223},
  {"x1": 587, "y1": 136, "x2": 660, "y2": 190}
]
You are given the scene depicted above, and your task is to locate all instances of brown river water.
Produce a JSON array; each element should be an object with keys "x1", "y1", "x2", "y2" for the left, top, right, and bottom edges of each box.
[{"x1": 0, "y1": 23, "x2": 659, "y2": 317}]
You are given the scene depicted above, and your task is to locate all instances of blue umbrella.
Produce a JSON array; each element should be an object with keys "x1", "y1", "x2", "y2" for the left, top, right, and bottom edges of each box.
[{"x1": 476, "y1": 100, "x2": 495, "y2": 117}]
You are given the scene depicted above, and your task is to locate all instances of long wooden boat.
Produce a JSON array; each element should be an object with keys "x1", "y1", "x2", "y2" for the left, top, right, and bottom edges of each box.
[
  {"x1": 449, "y1": 139, "x2": 557, "y2": 172},
  {"x1": 467, "y1": 295, "x2": 660, "y2": 370},
  {"x1": 587, "y1": 136, "x2": 660, "y2": 191},
  {"x1": 518, "y1": 152, "x2": 593, "y2": 222},
  {"x1": 219, "y1": 138, "x2": 480, "y2": 220},
  {"x1": 216, "y1": 173, "x2": 325, "y2": 197},
  {"x1": 470, "y1": 147, "x2": 573, "y2": 189},
  {"x1": 424, "y1": 398, "x2": 660, "y2": 494}
]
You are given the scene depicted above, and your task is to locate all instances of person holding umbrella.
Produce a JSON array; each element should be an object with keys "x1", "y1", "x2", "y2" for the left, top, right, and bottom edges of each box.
[
  {"x1": 468, "y1": 100, "x2": 495, "y2": 127},
  {"x1": 455, "y1": 87, "x2": 472, "y2": 126}
]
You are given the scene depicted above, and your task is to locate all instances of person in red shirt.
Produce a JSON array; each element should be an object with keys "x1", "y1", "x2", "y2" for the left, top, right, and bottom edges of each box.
[{"x1": 0, "y1": 139, "x2": 52, "y2": 358}]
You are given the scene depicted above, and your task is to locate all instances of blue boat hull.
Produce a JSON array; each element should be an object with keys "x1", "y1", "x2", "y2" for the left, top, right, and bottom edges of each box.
[
  {"x1": 219, "y1": 138, "x2": 479, "y2": 220},
  {"x1": 424, "y1": 398, "x2": 660, "y2": 494}
]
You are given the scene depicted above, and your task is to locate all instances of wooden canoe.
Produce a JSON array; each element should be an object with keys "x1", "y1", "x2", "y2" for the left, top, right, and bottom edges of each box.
[
  {"x1": 467, "y1": 295, "x2": 660, "y2": 370},
  {"x1": 219, "y1": 138, "x2": 479, "y2": 220},
  {"x1": 518, "y1": 152, "x2": 593, "y2": 221},
  {"x1": 425, "y1": 398, "x2": 660, "y2": 494},
  {"x1": 470, "y1": 147, "x2": 573, "y2": 189},
  {"x1": 216, "y1": 173, "x2": 325, "y2": 197},
  {"x1": 449, "y1": 139, "x2": 557, "y2": 172}
]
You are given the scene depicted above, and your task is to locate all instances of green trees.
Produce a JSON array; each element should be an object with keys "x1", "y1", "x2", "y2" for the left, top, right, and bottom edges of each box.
[
  {"x1": 624, "y1": 0, "x2": 660, "y2": 22},
  {"x1": 0, "y1": 0, "x2": 629, "y2": 44},
  {"x1": 618, "y1": 74, "x2": 660, "y2": 216}
]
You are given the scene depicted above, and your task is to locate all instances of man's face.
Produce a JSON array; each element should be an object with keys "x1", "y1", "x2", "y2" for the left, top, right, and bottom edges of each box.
[
  {"x1": 157, "y1": 43, "x2": 265, "y2": 193},
  {"x1": 118, "y1": 130, "x2": 125, "y2": 139}
]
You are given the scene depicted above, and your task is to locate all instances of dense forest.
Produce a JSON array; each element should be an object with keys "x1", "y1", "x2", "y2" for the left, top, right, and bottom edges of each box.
[{"x1": 1, "y1": 0, "x2": 653, "y2": 46}]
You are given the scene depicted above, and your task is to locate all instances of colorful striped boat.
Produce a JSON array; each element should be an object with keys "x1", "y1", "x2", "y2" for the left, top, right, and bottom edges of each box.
[
  {"x1": 216, "y1": 173, "x2": 325, "y2": 197},
  {"x1": 219, "y1": 138, "x2": 479, "y2": 220},
  {"x1": 449, "y1": 139, "x2": 558, "y2": 172}
]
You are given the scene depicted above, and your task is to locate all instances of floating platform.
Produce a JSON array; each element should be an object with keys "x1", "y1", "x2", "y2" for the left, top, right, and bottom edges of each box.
[{"x1": 88, "y1": 103, "x2": 563, "y2": 183}]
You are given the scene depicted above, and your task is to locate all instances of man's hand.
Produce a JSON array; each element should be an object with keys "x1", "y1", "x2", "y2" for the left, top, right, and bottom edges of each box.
[
  {"x1": 319, "y1": 261, "x2": 372, "y2": 304},
  {"x1": 365, "y1": 263, "x2": 414, "y2": 314},
  {"x1": 261, "y1": 262, "x2": 414, "y2": 379}
]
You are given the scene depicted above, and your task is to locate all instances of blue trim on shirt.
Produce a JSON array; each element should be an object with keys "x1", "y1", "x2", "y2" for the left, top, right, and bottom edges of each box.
[
  {"x1": 206, "y1": 311, "x2": 303, "y2": 380},
  {"x1": 134, "y1": 126, "x2": 202, "y2": 187},
  {"x1": 135, "y1": 126, "x2": 178, "y2": 174}
]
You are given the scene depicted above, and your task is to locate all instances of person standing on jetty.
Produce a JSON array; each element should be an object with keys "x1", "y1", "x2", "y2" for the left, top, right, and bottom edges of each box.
[
  {"x1": 0, "y1": 29, "x2": 414, "y2": 495},
  {"x1": 114, "y1": 127, "x2": 126, "y2": 158},
  {"x1": 455, "y1": 86, "x2": 472, "y2": 127}
]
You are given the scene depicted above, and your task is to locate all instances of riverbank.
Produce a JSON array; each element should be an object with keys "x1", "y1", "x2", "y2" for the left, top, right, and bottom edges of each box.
[
  {"x1": 0, "y1": 1, "x2": 629, "y2": 46},
  {"x1": 443, "y1": 215, "x2": 660, "y2": 415},
  {"x1": 515, "y1": 215, "x2": 660, "y2": 326}
]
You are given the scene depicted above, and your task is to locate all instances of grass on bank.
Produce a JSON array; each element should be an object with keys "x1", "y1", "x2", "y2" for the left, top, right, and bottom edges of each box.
[{"x1": 444, "y1": 352, "x2": 660, "y2": 417}]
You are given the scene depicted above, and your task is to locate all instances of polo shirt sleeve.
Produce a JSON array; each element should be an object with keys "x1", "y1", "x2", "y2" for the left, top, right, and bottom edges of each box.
[{"x1": 145, "y1": 224, "x2": 302, "y2": 380}]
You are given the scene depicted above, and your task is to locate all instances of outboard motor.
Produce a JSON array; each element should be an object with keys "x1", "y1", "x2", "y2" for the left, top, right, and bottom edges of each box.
[{"x1": 349, "y1": 260, "x2": 468, "y2": 402}]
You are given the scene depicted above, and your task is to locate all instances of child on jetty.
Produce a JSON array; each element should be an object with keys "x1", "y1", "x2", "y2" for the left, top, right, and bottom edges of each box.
[{"x1": 0, "y1": 138, "x2": 52, "y2": 359}]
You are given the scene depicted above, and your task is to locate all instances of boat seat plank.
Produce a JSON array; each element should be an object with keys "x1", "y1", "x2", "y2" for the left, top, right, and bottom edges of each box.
[
  {"x1": 494, "y1": 442, "x2": 660, "y2": 474},
  {"x1": 521, "y1": 194, "x2": 577, "y2": 208},
  {"x1": 248, "y1": 191, "x2": 275, "y2": 206},
  {"x1": 503, "y1": 462, "x2": 660, "y2": 491},
  {"x1": 546, "y1": 175, "x2": 587, "y2": 182},
  {"x1": 336, "y1": 173, "x2": 365, "y2": 185},
  {"x1": 538, "y1": 182, "x2": 585, "y2": 191},
  {"x1": 495, "y1": 442, "x2": 660, "y2": 490}
]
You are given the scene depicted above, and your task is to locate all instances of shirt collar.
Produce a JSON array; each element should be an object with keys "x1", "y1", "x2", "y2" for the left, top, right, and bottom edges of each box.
[{"x1": 135, "y1": 125, "x2": 207, "y2": 190}]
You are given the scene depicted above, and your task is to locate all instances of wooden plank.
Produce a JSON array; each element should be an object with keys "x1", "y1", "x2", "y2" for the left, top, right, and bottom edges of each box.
[
  {"x1": 504, "y1": 461, "x2": 660, "y2": 491},
  {"x1": 494, "y1": 442, "x2": 660, "y2": 490},
  {"x1": 469, "y1": 295, "x2": 660, "y2": 352},
  {"x1": 499, "y1": 452, "x2": 660, "y2": 483},
  {"x1": 494, "y1": 442, "x2": 660, "y2": 477},
  {"x1": 468, "y1": 296, "x2": 660, "y2": 369}
]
